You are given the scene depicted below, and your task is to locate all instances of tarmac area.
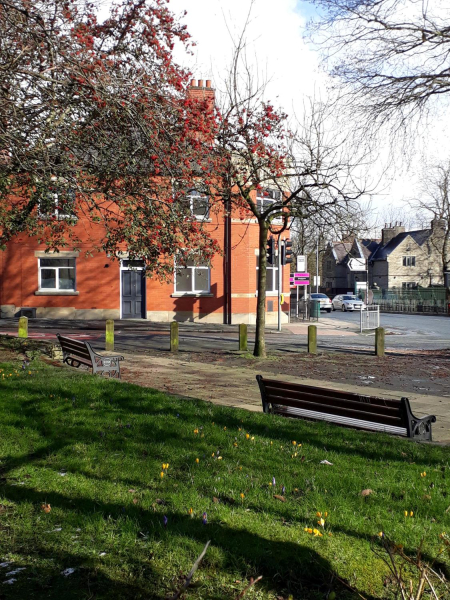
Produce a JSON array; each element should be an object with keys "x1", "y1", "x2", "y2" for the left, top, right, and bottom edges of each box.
[{"x1": 1, "y1": 314, "x2": 449, "y2": 443}]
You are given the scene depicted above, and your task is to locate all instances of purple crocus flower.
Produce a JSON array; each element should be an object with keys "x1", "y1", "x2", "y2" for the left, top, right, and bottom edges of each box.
[
  {"x1": 163, "y1": 515, "x2": 168, "y2": 527},
  {"x1": 282, "y1": 485, "x2": 286, "y2": 495},
  {"x1": 272, "y1": 477, "x2": 276, "y2": 487},
  {"x1": 202, "y1": 512, "x2": 207, "y2": 525}
]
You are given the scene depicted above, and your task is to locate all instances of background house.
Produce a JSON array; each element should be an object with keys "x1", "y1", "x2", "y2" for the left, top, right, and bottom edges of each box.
[
  {"x1": 322, "y1": 237, "x2": 378, "y2": 295},
  {"x1": 369, "y1": 220, "x2": 446, "y2": 291},
  {"x1": 322, "y1": 220, "x2": 448, "y2": 295}
]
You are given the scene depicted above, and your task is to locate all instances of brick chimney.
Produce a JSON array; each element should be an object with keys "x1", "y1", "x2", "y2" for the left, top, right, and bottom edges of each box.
[
  {"x1": 188, "y1": 78, "x2": 215, "y2": 108},
  {"x1": 381, "y1": 222, "x2": 405, "y2": 246},
  {"x1": 431, "y1": 218, "x2": 447, "y2": 232}
]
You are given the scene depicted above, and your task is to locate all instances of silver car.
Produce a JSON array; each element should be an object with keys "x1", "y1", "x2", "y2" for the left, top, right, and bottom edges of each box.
[
  {"x1": 332, "y1": 294, "x2": 366, "y2": 312},
  {"x1": 309, "y1": 293, "x2": 333, "y2": 313}
]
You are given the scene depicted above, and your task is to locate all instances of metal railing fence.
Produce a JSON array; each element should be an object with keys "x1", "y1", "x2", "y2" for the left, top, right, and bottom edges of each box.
[
  {"x1": 360, "y1": 305, "x2": 380, "y2": 332},
  {"x1": 370, "y1": 287, "x2": 447, "y2": 314}
]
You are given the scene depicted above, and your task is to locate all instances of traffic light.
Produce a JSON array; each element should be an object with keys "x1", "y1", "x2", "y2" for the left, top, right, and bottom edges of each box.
[
  {"x1": 281, "y1": 240, "x2": 293, "y2": 265},
  {"x1": 266, "y1": 236, "x2": 275, "y2": 265}
]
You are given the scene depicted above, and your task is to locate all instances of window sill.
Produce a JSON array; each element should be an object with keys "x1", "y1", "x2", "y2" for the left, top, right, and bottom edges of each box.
[
  {"x1": 38, "y1": 215, "x2": 78, "y2": 221},
  {"x1": 35, "y1": 291, "x2": 79, "y2": 296},
  {"x1": 171, "y1": 293, "x2": 214, "y2": 298},
  {"x1": 255, "y1": 292, "x2": 279, "y2": 297}
]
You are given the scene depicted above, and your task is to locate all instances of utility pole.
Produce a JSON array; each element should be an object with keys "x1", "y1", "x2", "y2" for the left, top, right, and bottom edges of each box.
[
  {"x1": 278, "y1": 237, "x2": 282, "y2": 332},
  {"x1": 316, "y1": 238, "x2": 319, "y2": 293}
]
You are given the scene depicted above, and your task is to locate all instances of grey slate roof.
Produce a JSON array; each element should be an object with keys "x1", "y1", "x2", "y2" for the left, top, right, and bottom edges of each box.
[
  {"x1": 360, "y1": 239, "x2": 380, "y2": 257},
  {"x1": 331, "y1": 242, "x2": 353, "y2": 263},
  {"x1": 370, "y1": 229, "x2": 432, "y2": 261}
]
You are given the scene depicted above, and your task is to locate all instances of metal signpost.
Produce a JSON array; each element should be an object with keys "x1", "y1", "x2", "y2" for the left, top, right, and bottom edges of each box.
[{"x1": 290, "y1": 273, "x2": 310, "y2": 319}]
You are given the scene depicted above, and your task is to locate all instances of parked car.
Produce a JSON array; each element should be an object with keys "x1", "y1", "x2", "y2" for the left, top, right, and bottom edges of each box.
[
  {"x1": 308, "y1": 293, "x2": 332, "y2": 313},
  {"x1": 332, "y1": 294, "x2": 366, "y2": 312}
]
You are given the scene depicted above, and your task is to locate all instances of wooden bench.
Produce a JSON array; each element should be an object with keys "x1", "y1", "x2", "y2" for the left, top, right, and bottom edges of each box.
[
  {"x1": 57, "y1": 334, "x2": 124, "y2": 379},
  {"x1": 256, "y1": 375, "x2": 436, "y2": 441}
]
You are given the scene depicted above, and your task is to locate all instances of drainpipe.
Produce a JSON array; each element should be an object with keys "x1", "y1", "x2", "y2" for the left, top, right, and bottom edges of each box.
[{"x1": 223, "y1": 198, "x2": 232, "y2": 324}]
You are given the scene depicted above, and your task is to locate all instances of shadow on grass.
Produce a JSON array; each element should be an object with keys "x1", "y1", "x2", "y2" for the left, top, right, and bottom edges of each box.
[
  {"x1": 1, "y1": 481, "x2": 380, "y2": 600},
  {"x1": 0, "y1": 361, "x2": 448, "y2": 599},
  {"x1": 1, "y1": 370, "x2": 446, "y2": 472}
]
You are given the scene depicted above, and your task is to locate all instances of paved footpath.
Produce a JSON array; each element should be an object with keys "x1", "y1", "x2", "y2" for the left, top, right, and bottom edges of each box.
[{"x1": 120, "y1": 352, "x2": 450, "y2": 444}]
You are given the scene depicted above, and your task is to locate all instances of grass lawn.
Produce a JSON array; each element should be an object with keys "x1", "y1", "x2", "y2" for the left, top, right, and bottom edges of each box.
[{"x1": 0, "y1": 354, "x2": 449, "y2": 600}]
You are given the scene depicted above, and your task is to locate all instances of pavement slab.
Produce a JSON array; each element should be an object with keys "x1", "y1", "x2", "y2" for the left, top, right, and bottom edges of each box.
[{"x1": 120, "y1": 352, "x2": 450, "y2": 444}]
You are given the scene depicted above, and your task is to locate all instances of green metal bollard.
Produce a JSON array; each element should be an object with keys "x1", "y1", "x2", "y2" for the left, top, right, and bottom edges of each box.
[
  {"x1": 105, "y1": 319, "x2": 114, "y2": 352},
  {"x1": 239, "y1": 324, "x2": 247, "y2": 352},
  {"x1": 18, "y1": 316, "x2": 28, "y2": 339},
  {"x1": 170, "y1": 321, "x2": 179, "y2": 352},
  {"x1": 308, "y1": 325, "x2": 317, "y2": 354},
  {"x1": 375, "y1": 327, "x2": 385, "y2": 357}
]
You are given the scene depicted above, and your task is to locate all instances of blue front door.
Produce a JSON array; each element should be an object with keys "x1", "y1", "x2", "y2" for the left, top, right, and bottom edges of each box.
[{"x1": 121, "y1": 270, "x2": 145, "y2": 319}]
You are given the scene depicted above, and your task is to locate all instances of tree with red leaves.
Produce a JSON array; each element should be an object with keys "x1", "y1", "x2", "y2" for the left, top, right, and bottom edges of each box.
[
  {"x1": 214, "y1": 38, "x2": 367, "y2": 357},
  {"x1": 0, "y1": 0, "x2": 219, "y2": 277}
]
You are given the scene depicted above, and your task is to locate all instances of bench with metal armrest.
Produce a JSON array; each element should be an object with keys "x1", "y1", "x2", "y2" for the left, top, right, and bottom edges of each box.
[
  {"x1": 57, "y1": 333, "x2": 124, "y2": 379},
  {"x1": 256, "y1": 375, "x2": 436, "y2": 441}
]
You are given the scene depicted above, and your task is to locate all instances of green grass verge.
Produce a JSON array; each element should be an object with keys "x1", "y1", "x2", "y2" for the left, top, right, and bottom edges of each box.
[{"x1": 0, "y1": 357, "x2": 449, "y2": 599}]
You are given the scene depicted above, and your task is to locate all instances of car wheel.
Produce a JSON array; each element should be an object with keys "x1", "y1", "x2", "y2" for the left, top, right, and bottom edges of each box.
[
  {"x1": 332, "y1": 304, "x2": 336, "y2": 311},
  {"x1": 326, "y1": 308, "x2": 331, "y2": 313},
  {"x1": 341, "y1": 304, "x2": 346, "y2": 312}
]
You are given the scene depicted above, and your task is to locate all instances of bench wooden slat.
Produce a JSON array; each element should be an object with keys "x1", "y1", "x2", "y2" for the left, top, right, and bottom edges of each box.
[
  {"x1": 62, "y1": 346, "x2": 92, "y2": 360},
  {"x1": 262, "y1": 378, "x2": 402, "y2": 408},
  {"x1": 263, "y1": 385, "x2": 404, "y2": 417},
  {"x1": 64, "y1": 355, "x2": 93, "y2": 367},
  {"x1": 269, "y1": 394, "x2": 404, "y2": 426},
  {"x1": 58, "y1": 338, "x2": 92, "y2": 355},
  {"x1": 275, "y1": 405, "x2": 407, "y2": 436}
]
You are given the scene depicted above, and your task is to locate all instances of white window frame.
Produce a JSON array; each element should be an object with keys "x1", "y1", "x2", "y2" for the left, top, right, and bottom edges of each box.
[
  {"x1": 402, "y1": 256, "x2": 416, "y2": 267},
  {"x1": 256, "y1": 254, "x2": 279, "y2": 296},
  {"x1": 402, "y1": 281, "x2": 417, "y2": 289},
  {"x1": 186, "y1": 190, "x2": 210, "y2": 221},
  {"x1": 174, "y1": 258, "x2": 211, "y2": 295},
  {"x1": 38, "y1": 189, "x2": 76, "y2": 220},
  {"x1": 256, "y1": 189, "x2": 283, "y2": 224},
  {"x1": 38, "y1": 258, "x2": 76, "y2": 291}
]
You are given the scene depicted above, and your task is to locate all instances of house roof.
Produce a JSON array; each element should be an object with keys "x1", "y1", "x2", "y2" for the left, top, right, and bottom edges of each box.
[
  {"x1": 360, "y1": 239, "x2": 380, "y2": 257},
  {"x1": 370, "y1": 229, "x2": 432, "y2": 261},
  {"x1": 331, "y1": 241, "x2": 352, "y2": 263}
]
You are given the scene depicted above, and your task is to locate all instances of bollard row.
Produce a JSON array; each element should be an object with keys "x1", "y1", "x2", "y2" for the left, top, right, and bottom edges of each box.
[{"x1": 14, "y1": 319, "x2": 386, "y2": 357}]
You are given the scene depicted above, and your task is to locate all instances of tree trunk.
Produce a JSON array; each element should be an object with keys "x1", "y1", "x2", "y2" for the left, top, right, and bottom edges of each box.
[
  {"x1": 442, "y1": 225, "x2": 450, "y2": 281},
  {"x1": 254, "y1": 220, "x2": 269, "y2": 357}
]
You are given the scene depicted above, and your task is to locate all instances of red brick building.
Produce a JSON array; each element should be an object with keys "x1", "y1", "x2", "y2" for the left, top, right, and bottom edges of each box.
[{"x1": 0, "y1": 81, "x2": 291, "y2": 324}]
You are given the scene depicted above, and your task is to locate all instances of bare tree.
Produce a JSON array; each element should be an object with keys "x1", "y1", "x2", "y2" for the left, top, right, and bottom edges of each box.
[
  {"x1": 410, "y1": 160, "x2": 450, "y2": 280},
  {"x1": 291, "y1": 200, "x2": 372, "y2": 286},
  {"x1": 374, "y1": 205, "x2": 421, "y2": 236},
  {"x1": 213, "y1": 35, "x2": 369, "y2": 356},
  {"x1": 307, "y1": 0, "x2": 450, "y2": 130}
]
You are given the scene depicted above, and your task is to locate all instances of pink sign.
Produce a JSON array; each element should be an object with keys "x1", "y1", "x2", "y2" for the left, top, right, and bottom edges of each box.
[
  {"x1": 290, "y1": 272, "x2": 310, "y2": 286},
  {"x1": 290, "y1": 280, "x2": 309, "y2": 286}
]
